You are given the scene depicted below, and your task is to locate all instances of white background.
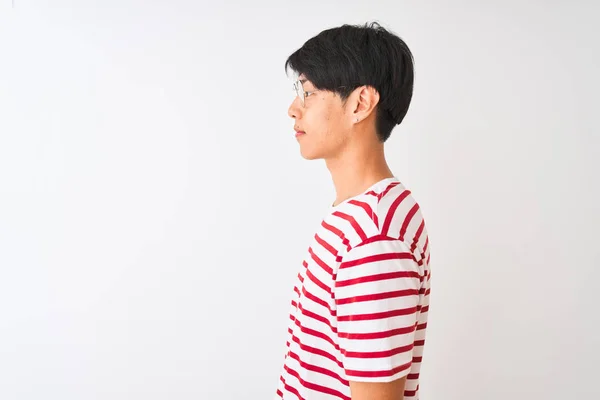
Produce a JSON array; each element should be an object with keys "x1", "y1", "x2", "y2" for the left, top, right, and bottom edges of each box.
[{"x1": 0, "y1": 1, "x2": 598, "y2": 399}]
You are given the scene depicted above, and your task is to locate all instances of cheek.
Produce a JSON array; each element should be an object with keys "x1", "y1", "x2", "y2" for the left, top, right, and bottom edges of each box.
[
  {"x1": 305, "y1": 99, "x2": 348, "y2": 143},
  {"x1": 323, "y1": 108, "x2": 348, "y2": 142},
  {"x1": 319, "y1": 103, "x2": 342, "y2": 131},
  {"x1": 303, "y1": 108, "x2": 329, "y2": 137}
]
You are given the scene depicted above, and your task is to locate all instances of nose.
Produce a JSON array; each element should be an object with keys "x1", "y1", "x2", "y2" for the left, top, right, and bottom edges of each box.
[{"x1": 288, "y1": 96, "x2": 302, "y2": 120}]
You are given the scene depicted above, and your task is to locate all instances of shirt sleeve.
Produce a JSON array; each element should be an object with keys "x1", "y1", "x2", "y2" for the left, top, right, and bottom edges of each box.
[{"x1": 333, "y1": 236, "x2": 422, "y2": 383}]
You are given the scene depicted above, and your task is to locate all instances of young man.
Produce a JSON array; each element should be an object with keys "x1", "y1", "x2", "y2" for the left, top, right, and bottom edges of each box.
[{"x1": 275, "y1": 23, "x2": 431, "y2": 400}]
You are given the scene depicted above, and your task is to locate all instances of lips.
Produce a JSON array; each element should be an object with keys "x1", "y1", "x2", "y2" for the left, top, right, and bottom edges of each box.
[{"x1": 295, "y1": 131, "x2": 306, "y2": 137}]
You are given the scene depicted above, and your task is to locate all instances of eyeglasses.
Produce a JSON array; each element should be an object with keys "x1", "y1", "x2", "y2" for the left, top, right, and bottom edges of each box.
[
  {"x1": 293, "y1": 79, "x2": 320, "y2": 107},
  {"x1": 292, "y1": 79, "x2": 348, "y2": 107}
]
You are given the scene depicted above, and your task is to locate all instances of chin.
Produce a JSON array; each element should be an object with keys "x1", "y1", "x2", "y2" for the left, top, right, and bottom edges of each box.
[{"x1": 299, "y1": 148, "x2": 324, "y2": 160}]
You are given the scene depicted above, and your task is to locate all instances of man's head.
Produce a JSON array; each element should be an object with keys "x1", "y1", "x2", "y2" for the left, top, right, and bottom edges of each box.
[{"x1": 286, "y1": 22, "x2": 414, "y2": 160}]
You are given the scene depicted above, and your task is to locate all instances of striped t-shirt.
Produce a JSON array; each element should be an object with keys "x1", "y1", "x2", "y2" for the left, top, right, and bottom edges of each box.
[{"x1": 275, "y1": 177, "x2": 431, "y2": 400}]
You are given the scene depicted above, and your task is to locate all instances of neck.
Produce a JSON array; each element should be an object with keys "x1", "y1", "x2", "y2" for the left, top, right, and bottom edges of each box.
[{"x1": 325, "y1": 137, "x2": 394, "y2": 207}]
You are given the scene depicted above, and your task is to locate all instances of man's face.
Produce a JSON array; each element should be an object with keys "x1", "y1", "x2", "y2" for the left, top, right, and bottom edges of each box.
[{"x1": 288, "y1": 76, "x2": 351, "y2": 160}]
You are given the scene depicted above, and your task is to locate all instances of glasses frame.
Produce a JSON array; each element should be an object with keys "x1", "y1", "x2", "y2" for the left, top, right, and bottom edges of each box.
[
  {"x1": 293, "y1": 79, "x2": 319, "y2": 107},
  {"x1": 292, "y1": 78, "x2": 350, "y2": 107}
]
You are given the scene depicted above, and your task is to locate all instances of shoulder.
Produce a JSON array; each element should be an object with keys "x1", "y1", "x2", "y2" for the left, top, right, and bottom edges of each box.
[
  {"x1": 324, "y1": 180, "x2": 419, "y2": 243},
  {"x1": 326, "y1": 180, "x2": 428, "y2": 259},
  {"x1": 375, "y1": 181, "x2": 424, "y2": 243}
]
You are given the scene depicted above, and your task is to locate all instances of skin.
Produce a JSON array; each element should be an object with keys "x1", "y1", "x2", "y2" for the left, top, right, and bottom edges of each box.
[{"x1": 287, "y1": 75, "x2": 407, "y2": 400}]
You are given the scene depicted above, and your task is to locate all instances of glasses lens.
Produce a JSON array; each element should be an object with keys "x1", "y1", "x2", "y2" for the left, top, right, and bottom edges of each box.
[{"x1": 294, "y1": 80, "x2": 304, "y2": 106}]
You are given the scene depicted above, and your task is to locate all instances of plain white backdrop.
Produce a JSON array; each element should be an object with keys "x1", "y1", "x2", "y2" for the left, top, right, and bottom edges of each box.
[{"x1": 0, "y1": 1, "x2": 598, "y2": 399}]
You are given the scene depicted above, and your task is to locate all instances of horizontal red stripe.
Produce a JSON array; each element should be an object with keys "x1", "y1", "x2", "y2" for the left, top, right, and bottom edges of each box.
[
  {"x1": 297, "y1": 302, "x2": 338, "y2": 334},
  {"x1": 290, "y1": 332, "x2": 344, "y2": 369},
  {"x1": 417, "y1": 322, "x2": 427, "y2": 331},
  {"x1": 333, "y1": 211, "x2": 368, "y2": 242},
  {"x1": 309, "y1": 247, "x2": 334, "y2": 276},
  {"x1": 288, "y1": 350, "x2": 348, "y2": 385},
  {"x1": 279, "y1": 375, "x2": 305, "y2": 400},
  {"x1": 345, "y1": 360, "x2": 412, "y2": 378},
  {"x1": 340, "y1": 251, "x2": 414, "y2": 269},
  {"x1": 336, "y1": 289, "x2": 419, "y2": 305},
  {"x1": 336, "y1": 271, "x2": 421, "y2": 288},
  {"x1": 337, "y1": 306, "x2": 418, "y2": 322},
  {"x1": 284, "y1": 364, "x2": 350, "y2": 400},
  {"x1": 321, "y1": 221, "x2": 351, "y2": 251},
  {"x1": 414, "y1": 340, "x2": 425, "y2": 347},
  {"x1": 300, "y1": 306, "x2": 332, "y2": 329},
  {"x1": 293, "y1": 317, "x2": 340, "y2": 352},
  {"x1": 314, "y1": 233, "x2": 338, "y2": 257},
  {"x1": 306, "y1": 269, "x2": 332, "y2": 296},
  {"x1": 355, "y1": 234, "x2": 399, "y2": 248},
  {"x1": 343, "y1": 343, "x2": 414, "y2": 358},
  {"x1": 407, "y1": 373, "x2": 419, "y2": 380},
  {"x1": 348, "y1": 199, "x2": 379, "y2": 228},
  {"x1": 337, "y1": 323, "x2": 417, "y2": 340},
  {"x1": 301, "y1": 286, "x2": 335, "y2": 316}
]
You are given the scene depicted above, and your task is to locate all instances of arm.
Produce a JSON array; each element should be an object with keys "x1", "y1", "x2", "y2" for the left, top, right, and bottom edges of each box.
[
  {"x1": 349, "y1": 377, "x2": 407, "y2": 400},
  {"x1": 334, "y1": 236, "x2": 421, "y2": 400}
]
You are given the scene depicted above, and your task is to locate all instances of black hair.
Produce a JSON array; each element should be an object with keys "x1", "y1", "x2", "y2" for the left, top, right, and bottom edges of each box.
[{"x1": 285, "y1": 22, "x2": 414, "y2": 142}]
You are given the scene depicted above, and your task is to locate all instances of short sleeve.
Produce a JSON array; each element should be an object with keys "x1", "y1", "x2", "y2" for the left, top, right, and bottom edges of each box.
[{"x1": 334, "y1": 236, "x2": 422, "y2": 383}]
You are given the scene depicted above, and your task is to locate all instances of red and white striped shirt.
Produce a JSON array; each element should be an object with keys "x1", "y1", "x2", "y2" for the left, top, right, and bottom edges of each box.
[{"x1": 275, "y1": 177, "x2": 431, "y2": 400}]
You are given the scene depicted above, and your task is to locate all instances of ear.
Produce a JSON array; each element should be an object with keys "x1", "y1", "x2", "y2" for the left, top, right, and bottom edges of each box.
[{"x1": 350, "y1": 86, "x2": 380, "y2": 125}]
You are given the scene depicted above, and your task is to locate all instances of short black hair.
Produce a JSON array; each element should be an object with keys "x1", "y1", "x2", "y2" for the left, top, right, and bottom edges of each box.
[{"x1": 285, "y1": 22, "x2": 414, "y2": 142}]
